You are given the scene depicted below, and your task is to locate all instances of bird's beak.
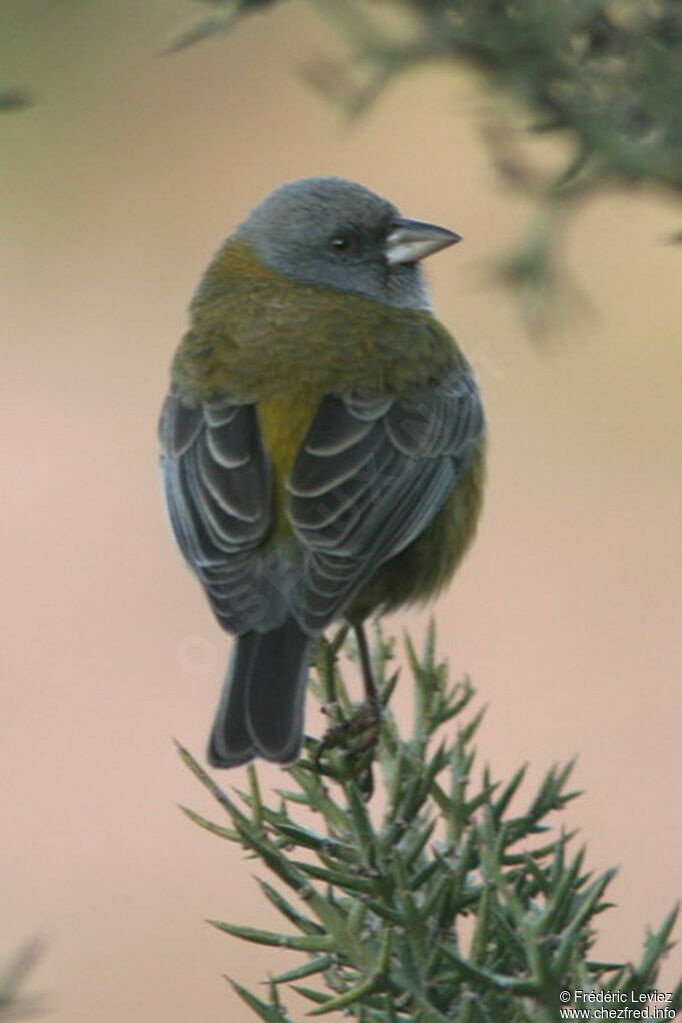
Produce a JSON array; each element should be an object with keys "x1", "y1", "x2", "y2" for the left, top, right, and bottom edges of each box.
[{"x1": 384, "y1": 217, "x2": 461, "y2": 267}]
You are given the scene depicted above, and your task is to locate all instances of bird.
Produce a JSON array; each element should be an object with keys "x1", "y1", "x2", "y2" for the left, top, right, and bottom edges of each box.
[{"x1": 159, "y1": 176, "x2": 485, "y2": 768}]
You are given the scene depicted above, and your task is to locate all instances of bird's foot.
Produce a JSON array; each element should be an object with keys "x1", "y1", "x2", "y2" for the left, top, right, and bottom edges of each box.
[{"x1": 314, "y1": 697, "x2": 382, "y2": 799}]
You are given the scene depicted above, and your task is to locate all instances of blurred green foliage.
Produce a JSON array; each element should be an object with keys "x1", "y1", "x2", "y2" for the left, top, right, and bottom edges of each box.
[
  {"x1": 171, "y1": 0, "x2": 682, "y2": 195},
  {"x1": 0, "y1": 942, "x2": 42, "y2": 1021},
  {"x1": 0, "y1": 89, "x2": 32, "y2": 112}
]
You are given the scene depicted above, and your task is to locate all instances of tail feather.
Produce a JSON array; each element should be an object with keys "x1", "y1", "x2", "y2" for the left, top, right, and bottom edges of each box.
[
  {"x1": 207, "y1": 632, "x2": 258, "y2": 767},
  {"x1": 208, "y1": 618, "x2": 311, "y2": 767}
]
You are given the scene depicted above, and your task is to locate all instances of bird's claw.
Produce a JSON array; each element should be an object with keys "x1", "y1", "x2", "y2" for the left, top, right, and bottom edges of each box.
[{"x1": 313, "y1": 698, "x2": 382, "y2": 799}]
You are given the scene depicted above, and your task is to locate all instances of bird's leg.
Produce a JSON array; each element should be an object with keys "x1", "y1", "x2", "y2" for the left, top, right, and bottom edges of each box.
[
  {"x1": 354, "y1": 622, "x2": 380, "y2": 713},
  {"x1": 313, "y1": 621, "x2": 382, "y2": 798}
]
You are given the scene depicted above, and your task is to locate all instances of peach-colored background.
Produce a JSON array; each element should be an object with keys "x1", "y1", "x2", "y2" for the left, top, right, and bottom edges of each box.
[{"x1": 2, "y1": 2, "x2": 681, "y2": 1019}]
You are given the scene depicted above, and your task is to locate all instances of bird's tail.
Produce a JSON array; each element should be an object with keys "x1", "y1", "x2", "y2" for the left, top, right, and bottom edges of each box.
[{"x1": 207, "y1": 618, "x2": 312, "y2": 767}]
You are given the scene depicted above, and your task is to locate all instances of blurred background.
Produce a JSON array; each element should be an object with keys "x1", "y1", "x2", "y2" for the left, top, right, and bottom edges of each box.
[{"x1": 2, "y1": 1, "x2": 680, "y2": 1019}]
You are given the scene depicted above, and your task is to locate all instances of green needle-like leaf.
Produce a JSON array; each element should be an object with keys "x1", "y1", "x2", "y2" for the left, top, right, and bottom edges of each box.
[
  {"x1": 256, "y1": 878, "x2": 324, "y2": 935},
  {"x1": 212, "y1": 920, "x2": 334, "y2": 952},
  {"x1": 228, "y1": 976, "x2": 292, "y2": 1022}
]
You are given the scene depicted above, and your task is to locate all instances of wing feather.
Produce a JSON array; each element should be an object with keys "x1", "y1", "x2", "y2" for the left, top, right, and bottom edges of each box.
[
  {"x1": 288, "y1": 366, "x2": 483, "y2": 630},
  {"x1": 159, "y1": 392, "x2": 285, "y2": 632}
]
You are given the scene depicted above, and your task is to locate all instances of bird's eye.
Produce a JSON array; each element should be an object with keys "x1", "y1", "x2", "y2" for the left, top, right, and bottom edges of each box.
[{"x1": 328, "y1": 232, "x2": 354, "y2": 254}]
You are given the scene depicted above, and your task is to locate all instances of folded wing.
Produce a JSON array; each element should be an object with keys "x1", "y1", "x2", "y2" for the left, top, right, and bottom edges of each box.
[
  {"x1": 159, "y1": 366, "x2": 483, "y2": 637},
  {"x1": 288, "y1": 367, "x2": 484, "y2": 631},
  {"x1": 159, "y1": 393, "x2": 287, "y2": 632}
]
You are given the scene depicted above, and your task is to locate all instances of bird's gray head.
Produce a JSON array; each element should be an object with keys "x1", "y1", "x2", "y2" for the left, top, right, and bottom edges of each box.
[{"x1": 237, "y1": 177, "x2": 460, "y2": 311}]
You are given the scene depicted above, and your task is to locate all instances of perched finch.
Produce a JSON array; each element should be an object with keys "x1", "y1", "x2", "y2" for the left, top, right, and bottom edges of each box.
[{"x1": 160, "y1": 177, "x2": 485, "y2": 767}]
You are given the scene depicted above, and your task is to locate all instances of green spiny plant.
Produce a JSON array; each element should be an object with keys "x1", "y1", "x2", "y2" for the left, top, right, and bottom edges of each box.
[{"x1": 179, "y1": 623, "x2": 681, "y2": 1021}]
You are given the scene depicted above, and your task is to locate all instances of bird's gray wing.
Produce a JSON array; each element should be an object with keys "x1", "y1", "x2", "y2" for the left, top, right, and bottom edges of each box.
[
  {"x1": 288, "y1": 366, "x2": 484, "y2": 631},
  {"x1": 159, "y1": 392, "x2": 287, "y2": 632}
]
